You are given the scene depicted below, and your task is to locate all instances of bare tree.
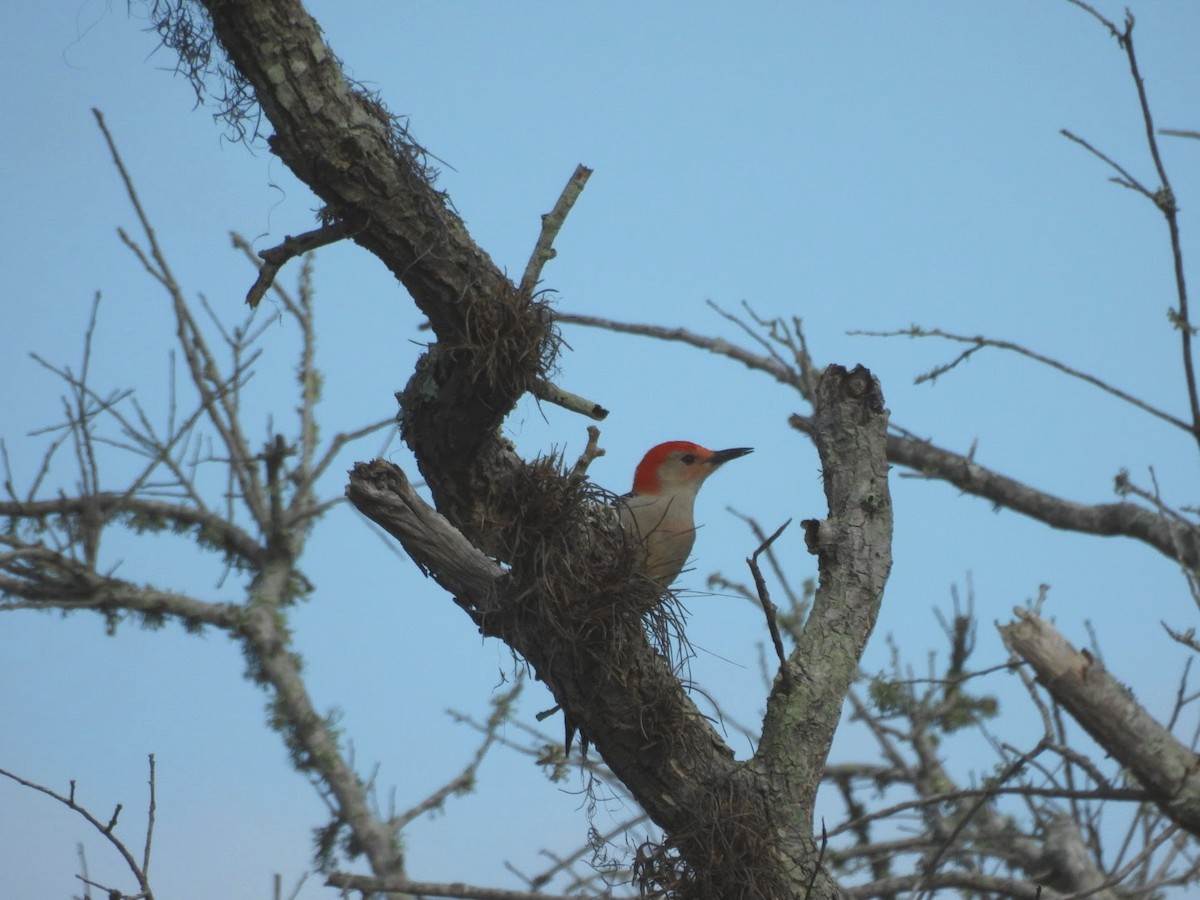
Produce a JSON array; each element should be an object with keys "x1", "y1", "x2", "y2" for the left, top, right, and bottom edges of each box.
[{"x1": 4, "y1": 1, "x2": 1200, "y2": 899}]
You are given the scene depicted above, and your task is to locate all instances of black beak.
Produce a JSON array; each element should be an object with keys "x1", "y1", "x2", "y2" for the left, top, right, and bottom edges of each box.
[{"x1": 708, "y1": 447, "x2": 753, "y2": 467}]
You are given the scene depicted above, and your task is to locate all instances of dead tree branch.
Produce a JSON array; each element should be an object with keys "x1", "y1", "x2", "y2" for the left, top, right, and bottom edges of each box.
[{"x1": 1000, "y1": 608, "x2": 1200, "y2": 838}]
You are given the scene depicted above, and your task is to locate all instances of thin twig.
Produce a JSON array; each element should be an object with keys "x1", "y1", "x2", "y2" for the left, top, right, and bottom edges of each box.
[
  {"x1": 93, "y1": 108, "x2": 269, "y2": 531},
  {"x1": 1062, "y1": 8, "x2": 1199, "y2": 454},
  {"x1": 726, "y1": 507, "x2": 805, "y2": 619},
  {"x1": 0, "y1": 765, "x2": 156, "y2": 900},
  {"x1": 556, "y1": 313, "x2": 807, "y2": 393},
  {"x1": 803, "y1": 820, "x2": 828, "y2": 900},
  {"x1": 854, "y1": 325, "x2": 1189, "y2": 433},
  {"x1": 391, "y1": 682, "x2": 519, "y2": 830},
  {"x1": 827, "y1": 780, "x2": 1146, "y2": 842},
  {"x1": 914, "y1": 743, "x2": 1046, "y2": 900},
  {"x1": 245, "y1": 220, "x2": 358, "y2": 308},
  {"x1": 569, "y1": 425, "x2": 605, "y2": 481},
  {"x1": 1060, "y1": 129, "x2": 1152, "y2": 198},
  {"x1": 142, "y1": 754, "x2": 156, "y2": 878},
  {"x1": 748, "y1": 519, "x2": 792, "y2": 677},
  {"x1": 519, "y1": 164, "x2": 592, "y2": 296}
]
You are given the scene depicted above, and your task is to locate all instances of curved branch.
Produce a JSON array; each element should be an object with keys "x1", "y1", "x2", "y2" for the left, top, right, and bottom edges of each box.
[
  {"x1": 792, "y1": 417, "x2": 1200, "y2": 570},
  {"x1": 0, "y1": 540, "x2": 243, "y2": 628},
  {"x1": 0, "y1": 494, "x2": 262, "y2": 568},
  {"x1": 0, "y1": 760, "x2": 158, "y2": 900}
]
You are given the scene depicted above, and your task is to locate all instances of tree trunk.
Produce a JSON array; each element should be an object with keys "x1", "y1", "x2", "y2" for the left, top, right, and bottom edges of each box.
[{"x1": 171, "y1": 2, "x2": 895, "y2": 894}]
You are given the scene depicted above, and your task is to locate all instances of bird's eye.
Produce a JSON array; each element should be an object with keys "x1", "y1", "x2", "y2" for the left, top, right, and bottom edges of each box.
[{"x1": 680, "y1": 454, "x2": 697, "y2": 465}]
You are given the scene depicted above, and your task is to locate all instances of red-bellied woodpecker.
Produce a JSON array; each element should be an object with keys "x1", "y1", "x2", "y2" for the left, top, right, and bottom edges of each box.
[{"x1": 618, "y1": 441, "x2": 753, "y2": 589}]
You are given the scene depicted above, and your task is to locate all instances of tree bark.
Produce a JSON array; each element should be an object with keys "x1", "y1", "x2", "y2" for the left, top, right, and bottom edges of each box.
[{"x1": 755, "y1": 366, "x2": 893, "y2": 880}]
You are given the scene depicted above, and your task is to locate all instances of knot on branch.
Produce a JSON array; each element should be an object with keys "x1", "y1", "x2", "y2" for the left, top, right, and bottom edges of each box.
[{"x1": 800, "y1": 517, "x2": 837, "y2": 557}]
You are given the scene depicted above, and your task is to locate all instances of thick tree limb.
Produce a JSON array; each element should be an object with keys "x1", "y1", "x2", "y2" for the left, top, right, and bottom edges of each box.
[
  {"x1": 168, "y1": 3, "x2": 930, "y2": 894},
  {"x1": 345, "y1": 460, "x2": 505, "y2": 622},
  {"x1": 999, "y1": 608, "x2": 1200, "y2": 837},
  {"x1": 192, "y1": 1, "x2": 795, "y2": 891},
  {"x1": 101, "y1": 3, "x2": 1200, "y2": 895},
  {"x1": 196, "y1": 0, "x2": 543, "y2": 536},
  {"x1": 196, "y1": 0, "x2": 507, "y2": 337},
  {"x1": 348, "y1": 458, "x2": 765, "y2": 890},
  {"x1": 754, "y1": 365, "x2": 892, "y2": 885}
]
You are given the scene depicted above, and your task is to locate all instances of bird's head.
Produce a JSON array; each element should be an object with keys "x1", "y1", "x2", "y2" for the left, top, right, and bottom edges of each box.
[{"x1": 631, "y1": 441, "x2": 753, "y2": 496}]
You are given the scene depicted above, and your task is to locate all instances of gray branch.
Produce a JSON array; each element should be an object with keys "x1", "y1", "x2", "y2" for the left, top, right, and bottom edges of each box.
[{"x1": 1000, "y1": 608, "x2": 1200, "y2": 837}]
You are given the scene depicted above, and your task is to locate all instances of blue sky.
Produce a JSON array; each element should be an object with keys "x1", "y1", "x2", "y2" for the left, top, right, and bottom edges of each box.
[{"x1": 3, "y1": 2, "x2": 1199, "y2": 896}]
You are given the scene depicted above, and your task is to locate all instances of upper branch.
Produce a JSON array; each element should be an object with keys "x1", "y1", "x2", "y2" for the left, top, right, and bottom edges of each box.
[
  {"x1": 756, "y1": 366, "x2": 893, "y2": 821},
  {"x1": 1066, "y1": 5, "x2": 1198, "y2": 453},
  {"x1": 558, "y1": 311, "x2": 810, "y2": 395},
  {"x1": 818, "y1": 420, "x2": 1200, "y2": 570}
]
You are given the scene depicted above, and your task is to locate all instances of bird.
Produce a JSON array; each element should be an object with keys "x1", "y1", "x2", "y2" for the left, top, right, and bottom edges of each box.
[{"x1": 617, "y1": 441, "x2": 753, "y2": 589}]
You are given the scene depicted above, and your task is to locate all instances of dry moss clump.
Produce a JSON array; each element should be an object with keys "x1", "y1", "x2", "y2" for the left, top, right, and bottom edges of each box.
[
  {"x1": 453, "y1": 283, "x2": 560, "y2": 409},
  {"x1": 500, "y1": 454, "x2": 647, "y2": 621},
  {"x1": 633, "y1": 778, "x2": 788, "y2": 900},
  {"x1": 491, "y1": 452, "x2": 696, "y2": 661}
]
